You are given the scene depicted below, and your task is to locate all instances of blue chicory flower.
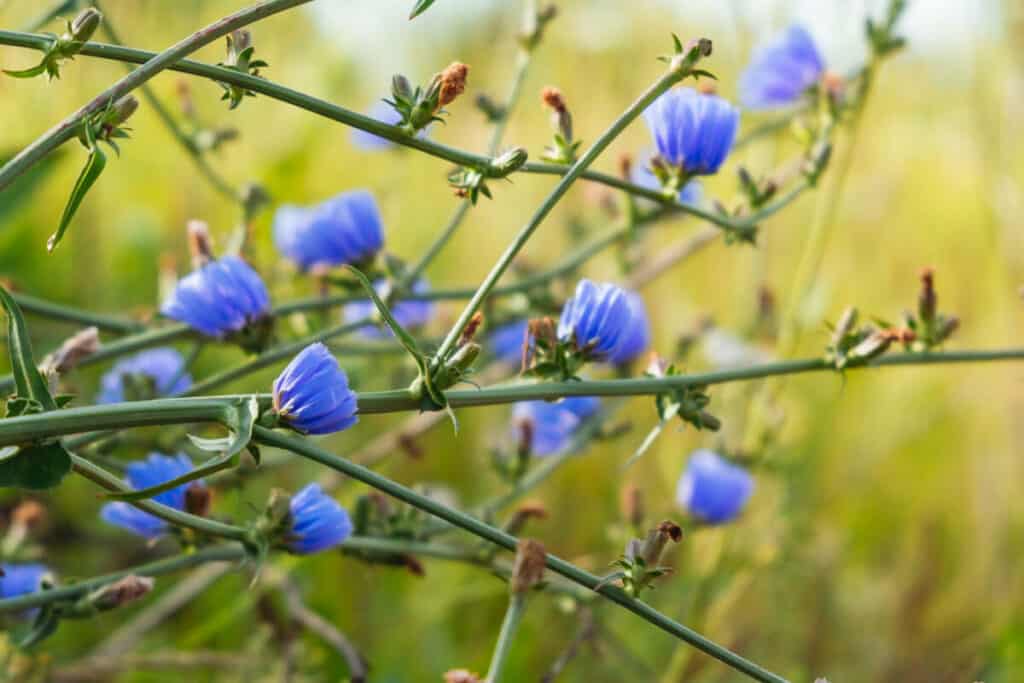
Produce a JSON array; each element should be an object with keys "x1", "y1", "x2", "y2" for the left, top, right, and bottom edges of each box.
[
  {"x1": 273, "y1": 342, "x2": 359, "y2": 435},
  {"x1": 287, "y1": 483, "x2": 353, "y2": 554},
  {"x1": 97, "y1": 348, "x2": 192, "y2": 404},
  {"x1": 489, "y1": 319, "x2": 530, "y2": 365},
  {"x1": 675, "y1": 449, "x2": 754, "y2": 524},
  {"x1": 0, "y1": 563, "x2": 49, "y2": 599},
  {"x1": 512, "y1": 396, "x2": 601, "y2": 456},
  {"x1": 739, "y1": 25, "x2": 825, "y2": 110},
  {"x1": 557, "y1": 279, "x2": 633, "y2": 359},
  {"x1": 101, "y1": 453, "x2": 203, "y2": 538},
  {"x1": 607, "y1": 291, "x2": 651, "y2": 365},
  {"x1": 161, "y1": 255, "x2": 270, "y2": 337},
  {"x1": 343, "y1": 278, "x2": 436, "y2": 339},
  {"x1": 643, "y1": 87, "x2": 740, "y2": 176},
  {"x1": 273, "y1": 190, "x2": 385, "y2": 271}
]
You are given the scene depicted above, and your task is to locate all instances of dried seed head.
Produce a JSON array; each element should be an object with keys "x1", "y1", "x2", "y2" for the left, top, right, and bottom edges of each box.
[
  {"x1": 510, "y1": 538, "x2": 546, "y2": 594},
  {"x1": 43, "y1": 326, "x2": 100, "y2": 375},
  {"x1": 437, "y1": 62, "x2": 469, "y2": 108}
]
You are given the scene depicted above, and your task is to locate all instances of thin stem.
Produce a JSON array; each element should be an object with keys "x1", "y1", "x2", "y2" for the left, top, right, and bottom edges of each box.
[
  {"x1": 0, "y1": 32, "x2": 782, "y2": 235},
  {"x1": 432, "y1": 63, "x2": 696, "y2": 366},
  {"x1": 92, "y1": 0, "x2": 240, "y2": 203},
  {"x1": 71, "y1": 454, "x2": 251, "y2": 542},
  {"x1": 253, "y1": 426, "x2": 786, "y2": 682},
  {"x1": 0, "y1": 0, "x2": 314, "y2": 193},
  {"x1": 0, "y1": 544, "x2": 247, "y2": 614},
  {"x1": 485, "y1": 593, "x2": 527, "y2": 683},
  {"x1": 10, "y1": 291, "x2": 144, "y2": 334},
  {"x1": 1, "y1": 349, "x2": 1022, "y2": 446}
]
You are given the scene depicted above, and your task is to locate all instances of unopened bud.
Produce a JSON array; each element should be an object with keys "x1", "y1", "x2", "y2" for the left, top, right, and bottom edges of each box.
[
  {"x1": 187, "y1": 220, "x2": 215, "y2": 268},
  {"x1": 109, "y1": 94, "x2": 139, "y2": 128},
  {"x1": 42, "y1": 326, "x2": 100, "y2": 376},
  {"x1": 832, "y1": 307, "x2": 859, "y2": 346},
  {"x1": 848, "y1": 329, "x2": 892, "y2": 362},
  {"x1": 493, "y1": 146, "x2": 528, "y2": 176},
  {"x1": 505, "y1": 501, "x2": 548, "y2": 536},
  {"x1": 510, "y1": 538, "x2": 546, "y2": 594},
  {"x1": 936, "y1": 316, "x2": 960, "y2": 343},
  {"x1": 69, "y1": 8, "x2": 102, "y2": 44},
  {"x1": 87, "y1": 575, "x2": 154, "y2": 612},
  {"x1": 437, "y1": 62, "x2": 469, "y2": 109},
  {"x1": 184, "y1": 483, "x2": 212, "y2": 517},
  {"x1": 620, "y1": 484, "x2": 644, "y2": 529},
  {"x1": 444, "y1": 670, "x2": 482, "y2": 683},
  {"x1": 633, "y1": 520, "x2": 682, "y2": 567},
  {"x1": 918, "y1": 266, "x2": 937, "y2": 324},
  {"x1": 392, "y1": 73, "x2": 413, "y2": 101},
  {"x1": 685, "y1": 37, "x2": 714, "y2": 58},
  {"x1": 447, "y1": 342, "x2": 481, "y2": 376},
  {"x1": 226, "y1": 29, "x2": 252, "y2": 66}
]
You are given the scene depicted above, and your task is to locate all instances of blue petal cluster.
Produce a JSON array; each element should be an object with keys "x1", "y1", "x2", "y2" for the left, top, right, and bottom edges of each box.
[
  {"x1": 557, "y1": 279, "x2": 634, "y2": 359},
  {"x1": 97, "y1": 348, "x2": 192, "y2": 404},
  {"x1": 343, "y1": 278, "x2": 436, "y2": 338},
  {"x1": 161, "y1": 256, "x2": 270, "y2": 337},
  {"x1": 739, "y1": 26, "x2": 825, "y2": 110},
  {"x1": 489, "y1": 319, "x2": 529, "y2": 365},
  {"x1": 0, "y1": 563, "x2": 48, "y2": 599},
  {"x1": 512, "y1": 396, "x2": 601, "y2": 456},
  {"x1": 273, "y1": 343, "x2": 359, "y2": 435},
  {"x1": 675, "y1": 449, "x2": 754, "y2": 524},
  {"x1": 287, "y1": 483, "x2": 353, "y2": 554},
  {"x1": 273, "y1": 190, "x2": 385, "y2": 270},
  {"x1": 643, "y1": 88, "x2": 740, "y2": 176},
  {"x1": 606, "y1": 291, "x2": 651, "y2": 365},
  {"x1": 101, "y1": 453, "x2": 203, "y2": 538}
]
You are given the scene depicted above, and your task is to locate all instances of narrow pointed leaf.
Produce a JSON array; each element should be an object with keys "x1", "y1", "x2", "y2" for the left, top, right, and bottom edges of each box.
[
  {"x1": 3, "y1": 62, "x2": 49, "y2": 79},
  {"x1": 48, "y1": 144, "x2": 106, "y2": 252},
  {"x1": 408, "y1": 0, "x2": 437, "y2": 19},
  {"x1": 0, "y1": 285, "x2": 56, "y2": 410}
]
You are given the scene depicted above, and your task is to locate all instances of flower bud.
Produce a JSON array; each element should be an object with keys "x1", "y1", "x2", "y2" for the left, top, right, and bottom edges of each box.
[
  {"x1": 392, "y1": 73, "x2": 413, "y2": 101},
  {"x1": 918, "y1": 266, "x2": 937, "y2": 325},
  {"x1": 225, "y1": 29, "x2": 252, "y2": 67},
  {"x1": 935, "y1": 316, "x2": 960, "y2": 343},
  {"x1": 505, "y1": 501, "x2": 548, "y2": 536},
  {"x1": 493, "y1": 146, "x2": 528, "y2": 177},
  {"x1": 86, "y1": 575, "x2": 154, "y2": 612},
  {"x1": 848, "y1": 329, "x2": 892, "y2": 362},
  {"x1": 108, "y1": 94, "x2": 139, "y2": 128},
  {"x1": 831, "y1": 306, "x2": 859, "y2": 347},
  {"x1": 510, "y1": 538, "x2": 546, "y2": 594},
  {"x1": 634, "y1": 520, "x2": 682, "y2": 567},
  {"x1": 69, "y1": 8, "x2": 102, "y2": 45},
  {"x1": 459, "y1": 311, "x2": 484, "y2": 346},
  {"x1": 437, "y1": 62, "x2": 469, "y2": 109},
  {"x1": 41, "y1": 326, "x2": 100, "y2": 377},
  {"x1": 187, "y1": 220, "x2": 215, "y2": 268}
]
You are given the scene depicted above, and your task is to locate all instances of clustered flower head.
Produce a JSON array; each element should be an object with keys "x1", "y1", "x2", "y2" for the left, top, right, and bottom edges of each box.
[
  {"x1": 161, "y1": 255, "x2": 270, "y2": 338},
  {"x1": 0, "y1": 563, "x2": 49, "y2": 599},
  {"x1": 675, "y1": 449, "x2": 754, "y2": 524},
  {"x1": 273, "y1": 190, "x2": 385, "y2": 271},
  {"x1": 272, "y1": 343, "x2": 359, "y2": 435},
  {"x1": 557, "y1": 279, "x2": 646, "y2": 361},
  {"x1": 286, "y1": 483, "x2": 353, "y2": 554},
  {"x1": 97, "y1": 348, "x2": 192, "y2": 404},
  {"x1": 643, "y1": 87, "x2": 740, "y2": 177},
  {"x1": 101, "y1": 453, "x2": 205, "y2": 538},
  {"x1": 512, "y1": 395, "x2": 601, "y2": 456},
  {"x1": 739, "y1": 25, "x2": 825, "y2": 110},
  {"x1": 344, "y1": 278, "x2": 436, "y2": 338}
]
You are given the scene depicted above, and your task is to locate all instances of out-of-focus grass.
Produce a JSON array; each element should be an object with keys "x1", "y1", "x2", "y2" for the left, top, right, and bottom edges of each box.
[{"x1": 0, "y1": 1, "x2": 1021, "y2": 681}]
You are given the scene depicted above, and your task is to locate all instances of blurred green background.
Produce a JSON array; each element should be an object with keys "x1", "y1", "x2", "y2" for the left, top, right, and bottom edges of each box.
[{"x1": 0, "y1": 0, "x2": 1022, "y2": 681}]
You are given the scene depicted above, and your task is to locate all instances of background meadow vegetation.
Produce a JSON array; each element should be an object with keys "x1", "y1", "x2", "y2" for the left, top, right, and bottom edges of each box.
[{"x1": 0, "y1": 0, "x2": 1022, "y2": 680}]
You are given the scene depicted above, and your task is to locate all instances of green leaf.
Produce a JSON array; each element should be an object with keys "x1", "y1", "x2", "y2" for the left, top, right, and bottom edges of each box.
[
  {"x1": 106, "y1": 396, "x2": 259, "y2": 501},
  {"x1": 16, "y1": 602, "x2": 60, "y2": 648},
  {"x1": 3, "y1": 62, "x2": 49, "y2": 79},
  {"x1": 408, "y1": 0, "x2": 437, "y2": 19},
  {"x1": 48, "y1": 142, "x2": 106, "y2": 253},
  {"x1": 0, "y1": 443, "x2": 72, "y2": 491},
  {"x1": 0, "y1": 285, "x2": 57, "y2": 410}
]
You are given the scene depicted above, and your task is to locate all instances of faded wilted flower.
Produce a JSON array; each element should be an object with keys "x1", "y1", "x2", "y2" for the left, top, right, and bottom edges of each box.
[
  {"x1": 437, "y1": 62, "x2": 469, "y2": 109},
  {"x1": 510, "y1": 538, "x2": 546, "y2": 593}
]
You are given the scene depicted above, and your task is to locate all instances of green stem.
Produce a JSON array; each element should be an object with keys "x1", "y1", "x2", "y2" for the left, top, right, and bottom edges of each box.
[
  {"x1": 92, "y1": 0, "x2": 240, "y2": 203},
  {"x1": 1, "y1": 349, "x2": 1022, "y2": 446},
  {"x1": 10, "y1": 291, "x2": 144, "y2": 333},
  {"x1": 72, "y1": 454, "x2": 249, "y2": 541},
  {"x1": 0, "y1": 544, "x2": 247, "y2": 614},
  {"x1": 485, "y1": 593, "x2": 527, "y2": 683},
  {"x1": 253, "y1": 426, "x2": 785, "y2": 682},
  {"x1": 0, "y1": 0, "x2": 314, "y2": 193},
  {"x1": 0, "y1": 31, "x2": 784, "y2": 235},
  {"x1": 431, "y1": 63, "x2": 697, "y2": 366}
]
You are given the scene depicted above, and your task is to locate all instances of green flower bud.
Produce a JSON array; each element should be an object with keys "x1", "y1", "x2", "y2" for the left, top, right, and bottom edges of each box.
[
  {"x1": 68, "y1": 8, "x2": 102, "y2": 45},
  {"x1": 492, "y1": 146, "x2": 528, "y2": 177}
]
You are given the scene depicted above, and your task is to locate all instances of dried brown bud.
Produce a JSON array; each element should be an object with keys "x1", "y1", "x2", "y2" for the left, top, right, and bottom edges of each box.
[
  {"x1": 187, "y1": 220, "x2": 215, "y2": 268},
  {"x1": 443, "y1": 669, "x2": 482, "y2": 683},
  {"x1": 634, "y1": 520, "x2": 683, "y2": 567},
  {"x1": 42, "y1": 326, "x2": 100, "y2": 376},
  {"x1": 618, "y1": 153, "x2": 633, "y2": 181},
  {"x1": 459, "y1": 312, "x2": 484, "y2": 346},
  {"x1": 437, "y1": 62, "x2": 469, "y2": 109},
  {"x1": 11, "y1": 500, "x2": 47, "y2": 531},
  {"x1": 541, "y1": 86, "x2": 567, "y2": 113},
  {"x1": 184, "y1": 483, "x2": 212, "y2": 517},
  {"x1": 936, "y1": 316, "x2": 960, "y2": 342},
  {"x1": 89, "y1": 575, "x2": 154, "y2": 611},
  {"x1": 510, "y1": 538, "x2": 546, "y2": 594},
  {"x1": 515, "y1": 416, "x2": 534, "y2": 459},
  {"x1": 620, "y1": 484, "x2": 644, "y2": 529},
  {"x1": 505, "y1": 501, "x2": 548, "y2": 535},
  {"x1": 918, "y1": 266, "x2": 937, "y2": 323}
]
